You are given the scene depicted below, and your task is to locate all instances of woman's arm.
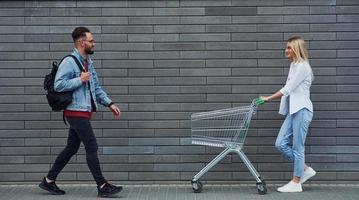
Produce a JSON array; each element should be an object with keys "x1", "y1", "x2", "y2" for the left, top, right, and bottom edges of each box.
[
  {"x1": 280, "y1": 62, "x2": 312, "y2": 96},
  {"x1": 260, "y1": 90, "x2": 283, "y2": 102},
  {"x1": 260, "y1": 62, "x2": 312, "y2": 102}
]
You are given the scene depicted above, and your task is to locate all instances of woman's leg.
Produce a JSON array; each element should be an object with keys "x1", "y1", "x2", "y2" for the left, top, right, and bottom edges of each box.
[
  {"x1": 292, "y1": 109, "x2": 313, "y2": 179},
  {"x1": 276, "y1": 109, "x2": 313, "y2": 192},
  {"x1": 275, "y1": 114, "x2": 294, "y2": 161}
]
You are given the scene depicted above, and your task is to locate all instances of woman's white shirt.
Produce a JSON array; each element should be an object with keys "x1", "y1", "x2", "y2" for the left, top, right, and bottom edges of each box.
[{"x1": 279, "y1": 61, "x2": 313, "y2": 115}]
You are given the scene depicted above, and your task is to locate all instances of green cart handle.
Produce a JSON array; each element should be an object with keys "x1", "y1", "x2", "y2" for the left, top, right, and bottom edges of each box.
[{"x1": 255, "y1": 98, "x2": 265, "y2": 106}]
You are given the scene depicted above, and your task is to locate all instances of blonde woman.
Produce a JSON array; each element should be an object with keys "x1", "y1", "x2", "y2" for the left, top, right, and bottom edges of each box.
[{"x1": 259, "y1": 36, "x2": 315, "y2": 192}]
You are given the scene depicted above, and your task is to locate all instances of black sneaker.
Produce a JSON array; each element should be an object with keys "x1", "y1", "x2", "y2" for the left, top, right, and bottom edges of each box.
[
  {"x1": 39, "y1": 177, "x2": 66, "y2": 195},
  {"x1": 97, "y1": 182, "x2": 122, "y2": 197}
]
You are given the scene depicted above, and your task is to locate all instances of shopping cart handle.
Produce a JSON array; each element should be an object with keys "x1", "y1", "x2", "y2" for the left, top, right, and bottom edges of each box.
[{"x1": 254, "y1": 98, "x2": 265, "y2": 106}]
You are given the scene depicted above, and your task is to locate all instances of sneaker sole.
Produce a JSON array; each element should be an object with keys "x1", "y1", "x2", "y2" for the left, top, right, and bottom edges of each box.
[
  {"x1": 38, "y1": 183, "x2": 65, "y2": 195},
  {"x1": 98, "y1": 187, "x2": 123, "y2": 197},
  {"x1": 277, "y1": 190, "x2": 303, "y2": 193},
  {"x1": 277, "y1": 188, "x2": 303, "y2": 193}
]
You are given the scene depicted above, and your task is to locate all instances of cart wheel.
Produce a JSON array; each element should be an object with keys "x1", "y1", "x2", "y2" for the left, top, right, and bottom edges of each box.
[
  {"x1": 256, "y1": 180, "x2": 267, "y2": 195},
  {"x1": 191, "y1": 180, "x2": 203, "y2": 193}
]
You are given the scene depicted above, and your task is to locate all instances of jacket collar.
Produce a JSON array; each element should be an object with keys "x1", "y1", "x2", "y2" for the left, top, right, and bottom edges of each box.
[{"x1": 72, "y1": 48, "x2": 93, "y2": 65}]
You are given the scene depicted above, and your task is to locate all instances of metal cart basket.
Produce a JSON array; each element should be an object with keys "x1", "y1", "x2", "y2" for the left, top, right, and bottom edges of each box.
[{"x1": 190, "y1": 99, "x2": 267, "y2": 194}]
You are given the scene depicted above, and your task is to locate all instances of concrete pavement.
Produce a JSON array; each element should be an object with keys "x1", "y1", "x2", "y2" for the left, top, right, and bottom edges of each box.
[{"x1": 0, "y1": 183, "x2": 358, "y2": 200}]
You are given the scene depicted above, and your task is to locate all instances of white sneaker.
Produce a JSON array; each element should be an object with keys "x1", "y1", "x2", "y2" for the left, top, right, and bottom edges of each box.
[
  {"x1": 277, "y1": 181, "x2": 302, "y2": 193},
  {"x1": 300, "y1": 167, "x2": 316, "y2": 184}
]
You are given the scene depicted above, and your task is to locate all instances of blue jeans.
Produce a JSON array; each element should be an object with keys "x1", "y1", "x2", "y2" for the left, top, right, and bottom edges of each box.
[{"x1": 275, "y1": 108, "x2": 313, "y2": 178}]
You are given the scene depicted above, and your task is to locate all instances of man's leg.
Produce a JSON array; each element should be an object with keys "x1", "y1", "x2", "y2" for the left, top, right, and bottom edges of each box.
[
  {"x1": 47, "y1": 127, "x2": 81, "y2": 180},
  {"x1": 66, "y1": 117, "x2": 123, "y2": 197},
  {"x1": 66, "y1": 117, "x2": 106, "y2": 186},
  {"x1": 39, "y1": 127, "x2": 81, "y2": 195}
]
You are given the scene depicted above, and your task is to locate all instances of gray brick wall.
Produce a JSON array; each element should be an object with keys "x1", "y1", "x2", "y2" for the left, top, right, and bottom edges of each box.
[{"x1": 0, "y1": 0, "x2": 358, "y2": 183}]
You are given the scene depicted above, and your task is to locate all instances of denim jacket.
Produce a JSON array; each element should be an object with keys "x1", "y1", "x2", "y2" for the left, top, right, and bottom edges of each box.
[
  {"x1": 279, "y1": 61, "x2": 313, "y2": 115},
  {"x1": 54, "y1": 48, "x2": 112, "y2": 112}
]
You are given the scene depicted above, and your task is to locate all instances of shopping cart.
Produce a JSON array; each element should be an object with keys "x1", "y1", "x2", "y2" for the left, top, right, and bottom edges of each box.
[{"x1": 190, "y1": 98, "x2": 267, "y2": 195}]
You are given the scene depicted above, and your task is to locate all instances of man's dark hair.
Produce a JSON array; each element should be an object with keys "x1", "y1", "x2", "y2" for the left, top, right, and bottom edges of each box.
[{"x1": 72, "y1": 27, "x2": 90, "y2": 42}]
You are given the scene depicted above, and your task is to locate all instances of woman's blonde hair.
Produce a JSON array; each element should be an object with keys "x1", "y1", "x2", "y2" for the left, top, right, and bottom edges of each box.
[{"x1": 287, "y1": 36, "x2": 308, "y2": 62}]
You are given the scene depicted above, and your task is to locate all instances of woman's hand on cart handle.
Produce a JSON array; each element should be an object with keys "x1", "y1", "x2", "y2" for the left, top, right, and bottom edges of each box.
[
  {"x1": 259, "y1": 91, "x2": 284, "y2": 104},
  {"x1": 255, "y1": 97, "x2": 265, "y2": 106},
  {"x1": 259, "y1": 96, "x2": 269, "y2": 102}
]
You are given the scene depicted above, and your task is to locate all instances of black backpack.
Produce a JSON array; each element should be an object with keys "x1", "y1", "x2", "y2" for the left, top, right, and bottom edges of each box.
[{"x1": 44, "y1": 55, "x2": 83, "y2": 111}]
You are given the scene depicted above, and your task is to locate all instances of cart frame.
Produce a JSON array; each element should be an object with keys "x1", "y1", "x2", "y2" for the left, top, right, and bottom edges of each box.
[{"x1": 190, "y1": 99, "x2": 267, "y2": 194}]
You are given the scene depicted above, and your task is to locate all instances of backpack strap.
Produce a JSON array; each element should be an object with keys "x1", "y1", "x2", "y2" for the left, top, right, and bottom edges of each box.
[
  {"x1": 59, "y1": 55, "x2": 84, "y2": 72},
  {"x1": 63, "y1": 111, "x2": 68, "y2": 126}
]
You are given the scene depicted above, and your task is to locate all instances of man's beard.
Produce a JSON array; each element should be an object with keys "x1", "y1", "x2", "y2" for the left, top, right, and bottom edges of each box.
[{"x1": 85, "y1": 47, "x2": 94, "y2": 55}]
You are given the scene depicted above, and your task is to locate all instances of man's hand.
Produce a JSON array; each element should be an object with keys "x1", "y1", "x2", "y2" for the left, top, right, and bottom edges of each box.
[
  {"x1": 80, "y1": 72, "x2": 91, "y2": 83},
  {"x1": 109, "y1": 104, "x2": 121, "y2": 119}
]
